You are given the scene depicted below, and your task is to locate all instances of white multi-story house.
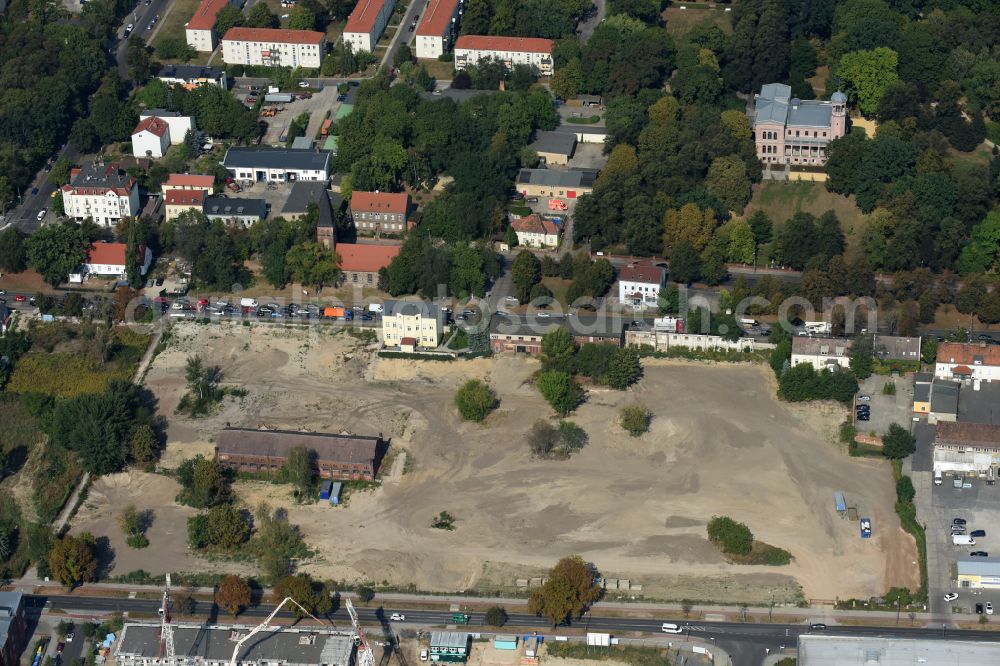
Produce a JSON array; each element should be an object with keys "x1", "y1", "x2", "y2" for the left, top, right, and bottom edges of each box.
[
  {"x1": 131, "y1": 116, "x2": 170, "y2": 158},
  {"x1": 790, "y1": 336, "x2": 853, "y2": 371},
  {"x1": 61, "y1": 162, "x2": 140, "y2": 227},
  {"x1": 414, "y1": 0, "x2": 459, "y2": 59},
  {"x1": 935, "y1": 342, "x2": 1000, "y2": 383},
  {"x1": 139, "y1": 111, "x2": 194, "y2": 146},
  {"x1": 79, "y1": 242, "x2": 153, "y2": 278},
  {"x1": 185, "y1": 0, "x2": 232, "y2": 52},
  {"x1": 381, "y1": 300, "x2": 444, "y2": 349},
  {"x1": 617, "y1": 261, "x2": 665, "y2": 309},
  {"x1": 221, "y1": 27, "x2": 326, "y2": 68},
  {"x1": 222, "y1": 147, "x2": 331, "y2": 183},
  {"x1": 343, "y1": 0, "x2": 397, "y2": 53},
  {"x1": 510, "y1": 214, "x2": 559, "y2": 249},
  {"x1": 454, "y1": 35, "x2": 554, "y2": 75}
]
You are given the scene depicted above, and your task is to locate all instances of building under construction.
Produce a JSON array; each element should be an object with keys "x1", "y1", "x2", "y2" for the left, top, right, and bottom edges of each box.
[{"x1": 113, "y1": 624, "x2": 356, "y2": 666}]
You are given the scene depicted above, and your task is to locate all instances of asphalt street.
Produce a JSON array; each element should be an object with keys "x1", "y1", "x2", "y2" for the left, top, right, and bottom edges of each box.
[{"x1": 25, "y1": 595, "x2": 1000, "y2": 666}]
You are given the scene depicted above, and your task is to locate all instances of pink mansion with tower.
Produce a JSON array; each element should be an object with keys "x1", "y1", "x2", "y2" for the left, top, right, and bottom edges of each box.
[{"x1": 752, "y1": 83, "x2": 848, "y2": 167}]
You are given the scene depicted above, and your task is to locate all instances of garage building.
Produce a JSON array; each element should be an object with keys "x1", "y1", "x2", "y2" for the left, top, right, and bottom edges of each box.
[
  {"x1": 515, "y1": 168, "x2": 596, "y2": 198},
  {"x1": 933, "y1": 421, "x2": 1000, "y2": 476},
  {"x1": 530, "y1": 131, "x2": 576, "y2": 165},
  {"x1": 797, "y1": 634, "x2": 1000, "y2": 664},
  {"x1": 957, "y1": 557, "x2": 1000, "y2": 589}
]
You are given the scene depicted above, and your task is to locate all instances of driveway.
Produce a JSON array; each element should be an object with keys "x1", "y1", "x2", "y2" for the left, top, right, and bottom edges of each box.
[{"x1": 855, "y1": 374, "x2": 914, "y2": 438}]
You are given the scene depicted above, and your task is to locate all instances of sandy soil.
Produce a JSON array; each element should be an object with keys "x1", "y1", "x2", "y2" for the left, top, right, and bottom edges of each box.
[{"x1": 104, "y1": 323, "x2": 917, "y2": 604}]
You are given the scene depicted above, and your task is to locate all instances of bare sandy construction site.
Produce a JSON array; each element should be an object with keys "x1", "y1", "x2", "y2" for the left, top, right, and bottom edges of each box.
[{"x1": 76, "y1": 321, "x2": 917, "y2": 604}]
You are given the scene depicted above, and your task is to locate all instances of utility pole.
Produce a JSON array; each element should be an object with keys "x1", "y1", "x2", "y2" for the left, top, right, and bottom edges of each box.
[{"x1": 769, "y1": 593, "x2": 774, "y2": 623}]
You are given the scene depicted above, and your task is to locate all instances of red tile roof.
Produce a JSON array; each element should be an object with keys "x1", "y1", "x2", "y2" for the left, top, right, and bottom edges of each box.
[
  {"x1": 936, "y1": 421, "x2": 1000, "y2": 447},
  {"x1": 337, "y1": 243, "x2": 401, "y2": 273},
  {"x1": 85, "y1": 242, "x2": 129, "y2": 266},
  {"x1": 400, "y1": 337, "x2": 417, "y2": 346},
  {"x1": 510, "y1": 214, "x2": 558, "y2": 236},
  {"x1": 133, "y1": 116, "x2": 169, "y2": 138},
  {"x1": 163, "y1": 189, "x2": 207, "y2": 206},
  {"x1": 937, "y1": 342, "x2": 1000, "y2": 367},
  {"x1": 164, "y1": 174, "x2": 215, "y2": 189},
  {"x1": 344, "y1": 0, "x2": 391, "y2": 34},
  {"x1": 416, "y1": 0, "x2": 458, "y2": 37},
  {"x1": 351, "y1": 191, "x2": 409, "y2": 215},
  {"x1": 454, "y1": 35, "x2": 554, "y2": 54},
  {"x1": 186, "y1": 0, "x2": 229, "y2": 31},
  {"x1": 951, "y1": 365, "x2": 973, "y2": 376},
  {"x1": 619, "y1": 261, "x2": 664, "y2": 285},
  {"x1": 222, "y1": 27, "x2": 326, "y2": 44}
]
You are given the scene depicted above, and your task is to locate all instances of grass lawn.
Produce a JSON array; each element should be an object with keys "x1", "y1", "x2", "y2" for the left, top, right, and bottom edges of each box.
[
  {"x1": 541, "y1": 277, "x2": 572, "y2": 308},
  {"x1": 663, "y1": 5, "x2": 733, "y2": 38},
  {"x1": 421, "y1": 58, "x2": 457, "y2": 81},
  {"x1": 948, "y1": 143, "x2": 994, "y2": 167},
  {"x1": 566, "y1": 115, "x2": 601, "y2": 124},
  {"x1": 743, "y1": 180, "x2": 871, "y2": 252},
  {"x1": 152, "y1": 0, "x2": 201, "y2": 50}
]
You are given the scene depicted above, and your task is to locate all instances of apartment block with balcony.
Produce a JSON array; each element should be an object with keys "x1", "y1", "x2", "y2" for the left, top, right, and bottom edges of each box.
[
  {"x1": 61, "y1": 162, "x2": 140, "y2": 227},
  {"x1": 221, "y1": 27, "x2": 326, "y2": 68},
  {"x1": 454, "y1": 35, "x2": 554, "y2": 75}
]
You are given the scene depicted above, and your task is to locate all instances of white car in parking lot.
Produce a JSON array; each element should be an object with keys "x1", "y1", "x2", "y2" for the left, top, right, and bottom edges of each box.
[{"x1": 944, "y1": 592, "x2": 959, "y2": 602}]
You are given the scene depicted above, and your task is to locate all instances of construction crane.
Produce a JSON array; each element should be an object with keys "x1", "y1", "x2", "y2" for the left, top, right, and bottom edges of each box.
[
  {"x1": 157, "y1": 574, "x2": 176, "y2": 666},
  {"x1": 227, "y1": 597, "x2": 323, "y2": 666},
  {"x1": 346, "y1": 599, "x2": 375, "y2": 666}
]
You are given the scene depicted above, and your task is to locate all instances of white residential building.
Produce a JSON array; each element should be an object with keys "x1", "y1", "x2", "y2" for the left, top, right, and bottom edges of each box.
[
  {"x1": 790, "y1": 336, "x2": 852, "y2": 371},
  {"x1": 343, "y1": 0, "x2": 397, "y2": 53},
  {"x1": 139, "y1": 111, "x2": 194, "y2": 145},
  {"x1": 617, "y1": 261, "x2": 665, "y2": 309},
  {"x1": 454, "y1": 35, "x2": 554, "y2": 75},
  {"x1": 221, "y1": 27, "x2": 326, "y2": 68},
  {"x1": 185, "y1": 0, "x2": 232, "y2": 52},
  {"x1": 381, "y1": 300, "x2": 444, "y2": 349},
  {"x1": 935, "y1": 342, "x2": 1000, "y2": 383},
  {"x1": 933, "y1": 422, "x2": 1000, "y2": 476},
  {"x1": 61, "y1": 162, "x2": 140, "y2": 227},
  {"x1": 414, "y1": 0, "x2": 459, "y2": 59},
  {"x1": 223, "y1": 147, "x2": 331, "y2": 183},
  {"x1": 510, "y1": 214, "x2": 559, "y2": 249},
  {"x1": 131, "y1": 116, "x2": 170, "y2": 158},
  {"x1": 78, "y1": 242, "x2": 153, "y2": 278}
]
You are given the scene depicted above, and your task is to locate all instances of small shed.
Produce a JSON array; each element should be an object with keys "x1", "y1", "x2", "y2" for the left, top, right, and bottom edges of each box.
[
  {"x1": 834, "y1": 491, "x2": 846, "y2": 513},
  {"x1": 493, "y1": 636, "x2": 518, "y2": 650},
  {"x1": 320, "y1": 480, "x2": 333, "y2": 500},
  {"x1": 524, "y1": 636, "x2": 540, "y2": 658},
  {"x1": 330, "y1": 481, "x2": 343, "y2": 506}
]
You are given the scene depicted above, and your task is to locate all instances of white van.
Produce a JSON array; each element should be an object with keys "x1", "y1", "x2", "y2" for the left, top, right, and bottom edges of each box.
[
  {"x1": 740, "y1": 318, "x2": 759, "y2": 327},
  {"x1": 368, "y1": 303, "x2": 384, "y2": 313},
  {"x1": 953, "y1": 535, "x2": 976, "y2": 546},
  {"x1": 934, "y1": 469, "x2": 943, "y2": 486},
  {"x1": 240, "y1": 297, "x2": 258, "y2": 308},
  {"x1": 661, "y1": 623, "x2": 682, "y2": 634}
]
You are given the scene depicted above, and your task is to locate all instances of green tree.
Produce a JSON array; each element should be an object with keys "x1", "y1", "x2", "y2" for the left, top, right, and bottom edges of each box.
[
  {"x1": 0, "y1": 228, "x2": 27, "y2": 273},
  {"x1": 607, "y1": 347, "x2": 641, "y2": 389},
  {"x1": 47, "y1": 380, "x2": 144, "y2": 475},
  {"x1": 541, "y1": 327, "x2": 575, "y2": 370},
  {"x1": 285, "y1": 242, "x2": 340, "y2": 290},
  {"x1": 895, "y1": 474, "x2": 915, "y2": 504},
  {"x1": 527, "y1": 555, "x2": 602, "y2": 626},
  {"x1": 657, "y1": 284, "x2": 681, "y2": 314},
  {"x1": 246, "y1": 2, "x2": 279, "y2": 27},
  {"x1": 669, "y1": 240, "x2": 702, "y2": 285},
  {"x1": 882, "y1": 423, "x2": 916, "y2": 459},
  {"x1": 921, "y1": 337, "x2": 938, "y2": 365},
  {"x1": 454, "y1": 379, "x2": 497, "y2": 422},
  {"x1": 125, "y1": 218, "x2": 144, "y2": 289},
  {"x1": 485, "y1": 606, "x2": 508, "y2": 627},
  {"x1": 214, "y1": 5, "x2": 243, "y2": 38},
  {"x1": 286, "y1": 446, "x2": 314, "y2": 496},
  {"x1": 551, "y1": 59, "x2": 583, "y2": 100},
  {"x1": 26, "y1": 223, "x2": 88, "y2": 286},
  {"x1": 206, "y1": 504, "x2": 250, "y2": 549},
  {"x1": 503, "y1": 225, "x2": 518, "y2": 248},
  {"x1": 619, "y1": 403, "x2": 652, "y2": 436},
  {"x1": 706, "y1": 516, "x2": 753, "y2": 555},
  {"x1": 48, "y1": 535, "x2": 97, "y2": 588},
  {"x1": 850, "y1": 334, "x2": 874, "y2": 379},
  {"x1": 957, "y1": 212, "x2": 1000, "y2": 275},
  {"x1": 838, "y1": 47, "x2": 899, "y2": 117},
  {"x1": 727, "y1": 219, "x2": 756, "y2": 264},
  {"x1": 273, "y1": 574, "x2": 333, "y2": 616},
  {"x1": 511, "y1": 249, "x2": 541, "y2": 302},
  {"x1": 125, "y1": 36, "x2": 153, "y2": 83},
  {"x1": 357, "y1": 585, "x2": 375, "y2": 603},
  {"x1": 536, "y1": 370, "x2": 584, "y2": 415},
  {"x1": 706, "y1": 156, "x2": 752, "y2": 214},
  {"x1": 129, "y1": 424, "x2": 160, "y2": 467},
  {"x1": 215, "y1": 574, "x2": 252, "y2": 617},
  {"x1": 287, "y1": 6, "x2": 317, "y2": 30},
  {"x1": 176, "y1": 455, "x2": 229, "y2": 508}
]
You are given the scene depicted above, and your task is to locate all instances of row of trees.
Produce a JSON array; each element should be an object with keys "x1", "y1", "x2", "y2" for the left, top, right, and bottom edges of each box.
[{"x1": 381, "y1": 236, "x2": 501, "y2": 298}]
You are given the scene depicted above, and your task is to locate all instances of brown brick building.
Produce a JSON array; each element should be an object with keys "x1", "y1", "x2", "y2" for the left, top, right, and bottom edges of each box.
[{"x1": 214, "y1": 428, "x2": 385, "y2": 480}]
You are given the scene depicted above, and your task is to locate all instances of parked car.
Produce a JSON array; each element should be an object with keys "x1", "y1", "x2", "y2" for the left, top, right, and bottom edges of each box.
[
  {"x1": 37, "y1": 208, "x2": 46, "y2": 220},
  {"x1": 809, "y1": 623, "x2": 827, "y2": 630},
  {"x1": 988, "y1": 602, "x2": 994, "y2": 615},
  {"x1": 971, "y1": 530, "x2": 986, "y2": 537},
  {"x1": 390, "y1": 613, "x2": 405, "y2": 621},
  {"x1": 977, "y1": 603, "x2": 984, "y2": 614},
  {"x1": 971, "y1": 551, "x2": 989, "y2": 557},
  {"x1": 944, "y1": 592, "x2": 959, "y2": 602},
  {"x1": 857, "y1": 413, "x2": 870, "y2": 421},
  {"x1": 857, "y1": 395, "x2": 871, "y2": 401},
  {"x1": 954, "y1": 518, "x2": 968, "y2": 525},
  {"x1": 337, "y1": 94, "x2": 347, "y2": 102},
  {"x1": 419, "y1": 650, "x2": 428, "y2": 662},
  {"x1": 65, "y1": 633, "x2": 75, "y2": 643},
  {"x1": 661, "y1": 623, "x2": 682, "y2": 634},
  {"x1": 298, "y1": 81, "x2": 310, "y2": 88},
  {"x1": 30, "y1": 187, "x2": 38, "y2": 196},
  {"x1": 14, "y1": 294, "x2": 25, "y2": 302},
  {"x1": 124, "y1": 23, "x2": 133, "y2": 35}
]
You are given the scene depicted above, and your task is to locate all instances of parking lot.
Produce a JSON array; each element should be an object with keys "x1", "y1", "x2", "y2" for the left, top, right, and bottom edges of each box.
[
  {"x1": 233, "y1": 83, "x2": 345, "y2": 146},
  {"x1": 855, "y1": 373, "x2": 915, "y2": 436}
]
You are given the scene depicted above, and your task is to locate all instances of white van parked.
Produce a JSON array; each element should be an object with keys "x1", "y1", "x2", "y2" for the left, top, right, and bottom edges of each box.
[
  {"x1": 661, "y1": 623, "x2": 682, "y2": 634},
  {"x1": 934, "y1": 469, "x2": 943, "y2": 486},
  {"x1": 368, "y1": 303, "x2": 384, "y2": 313},
  {"x1": 953, "y1": 535, "x2": 976, "y2": 546},
  {"x1": 240, "y1": 297, "x2": 258, "y2": 308}
]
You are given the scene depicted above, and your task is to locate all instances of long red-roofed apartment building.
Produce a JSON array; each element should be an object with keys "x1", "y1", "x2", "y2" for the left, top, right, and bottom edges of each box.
[
  {"x1": 415, "y1": 0, "x2": 460, "y2": 59},
  {"x1": 222, "y1": 27, "x2": 326, "y2": 68},
  {"x1": 344, "y1": 0, "x2": 397, "y2": 53},
  {"x1": 454, "y1": 35, "x2": 554, "y2": 75},
  {"x1": 185, "y1": 0, "x2": 233, "y2": 52}
]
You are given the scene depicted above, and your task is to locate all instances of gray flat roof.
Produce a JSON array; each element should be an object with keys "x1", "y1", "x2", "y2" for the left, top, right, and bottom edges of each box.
[
  {"x1": 531, "y1": 131, "x2": 576, "y2": 156},
  {"x1": 753, "y1": 82, "x2": 837, "y2": 129},
  {"x1": 957, "y1": 556, "x2": 1000, "y2": 576},
  {"x1": 875, "y1": 335, "x2": 921, "y2": 361},
  {"x1": 384, "y1": 299, "x2": 442, "y2": 319},
  {"x1": 223, "y1": 147, "x2": 331, "y2": 172},
  {"x1": 283, "y1": 181, "x2": 330, "y2": 214},
  {"x1": 516, "y1": 168, "x2": 596, "y2": 188},
  {"x1": 204, "y1": 196, "x2": 267, "y2": 219},
  {"x1": 157, "y1": 64, "x2": 224, "y2": 80},
  {"x1": 931, "y1": 380, "x2": 959, "y2": 414},
  {"x1": 0, "y1": 591, "x2": 23, "y2": 654},
  {"x1": 798, "y1": 634, "x2": 1000, "y2": 665},
  {"x1": 913, "y1": 382, "x2": 930, "y2": 403},
  {"x1": 115, "y1": 623, "x2": 354, "y2": 666},
  {"x1": 430, "y1": 632, "x2": 469, "y2": 649},
  {"x1": 490, "y1": 313, "x2": 624, "y2": 340}
]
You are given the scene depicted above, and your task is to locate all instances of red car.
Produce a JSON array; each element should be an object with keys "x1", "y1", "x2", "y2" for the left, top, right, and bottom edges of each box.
[{"x1": 14, "y1": 294, "x2": 25, "y2": 302}]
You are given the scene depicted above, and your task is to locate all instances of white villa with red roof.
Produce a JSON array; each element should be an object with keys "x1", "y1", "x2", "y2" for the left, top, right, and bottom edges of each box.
[
  {"x1": 221, "y1": 27, "x2": 326, "y2": 68},
  {"x1": 617, "y1": 260, "x2": 665, "y2": 309},
  {"x1": 935, "y1": 342, "x2": 1000, "y2": 383},
  {"x1": 510, "y1": 214, "x2": 559, "y2": 248},
  {"x1": 131, "y1": 116, "x2": 170, "y2": 158},
  {"x1": 72, "y1": 242, "x2": 153, "y2": 281},
  {"x1": 415, "y1": 0, "x2": 460, "y2": 59},
  {"x1": 163, "y1": 173, "x2": 215, "y2": 193},
  {"x1": 454, "y1": 35, "x2": 554, "y2": 75},
  {"x1": 185, "y1": 0, "x2": 234, "y2": 52},
  {"x1": 343, "y1": 0, "x2": 397, "y2": 53},
  {"x1": 61, "y1": 162, "x2": 140, "y2": 227}
]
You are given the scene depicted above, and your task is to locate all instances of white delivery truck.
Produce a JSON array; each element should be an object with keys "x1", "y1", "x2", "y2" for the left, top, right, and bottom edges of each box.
[
  {"x1": 953, "y1": 535, "x2": 976, "y2": 546},
  {"x1": 240, "y1": 297, "x2": 258, "y2": 308}
]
